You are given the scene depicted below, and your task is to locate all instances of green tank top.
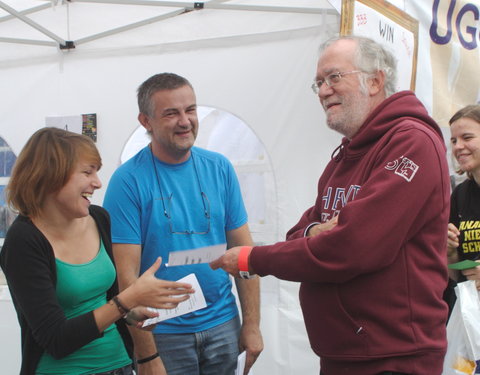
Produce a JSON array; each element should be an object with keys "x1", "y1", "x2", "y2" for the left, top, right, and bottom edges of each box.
[{"x1": 36, "y1": 240, "x2": 130, "y2": 375}]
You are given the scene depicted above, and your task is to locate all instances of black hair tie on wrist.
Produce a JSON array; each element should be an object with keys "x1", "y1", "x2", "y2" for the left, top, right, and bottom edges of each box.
[
  {"x1": 112, "y1": 296, "x2": 130, "y2": 315},
  {"x1": 137, "y1": 352, "x2": 160, "y2": 364}
]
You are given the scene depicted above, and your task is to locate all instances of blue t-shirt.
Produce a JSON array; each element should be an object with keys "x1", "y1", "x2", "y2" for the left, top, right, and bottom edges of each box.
[{"x1": 103, "y1": 146, "x2": 247, "y2": 333}]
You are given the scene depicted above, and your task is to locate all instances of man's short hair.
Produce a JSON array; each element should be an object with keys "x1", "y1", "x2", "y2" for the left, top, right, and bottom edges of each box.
[{"x1": 137, "y1": 73, "x2": 193, "y2": 117}]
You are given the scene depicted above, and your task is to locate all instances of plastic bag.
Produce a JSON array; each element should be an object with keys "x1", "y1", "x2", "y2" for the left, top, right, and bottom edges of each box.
[{"x1": 442, "y1": 280, "x2": 480, "y2": 375}]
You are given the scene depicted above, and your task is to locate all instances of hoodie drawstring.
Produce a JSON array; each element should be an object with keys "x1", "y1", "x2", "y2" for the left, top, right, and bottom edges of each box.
[{"x1": 331, "y1": 138, "x2": 349, "y2": 162}]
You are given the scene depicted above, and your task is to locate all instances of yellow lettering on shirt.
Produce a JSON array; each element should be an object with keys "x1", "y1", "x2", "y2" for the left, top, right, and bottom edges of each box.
[
  {"x1": 464, "y1": 229, "x2": 480, "y2": 241},
  {"x1": 462, "y1": 241, "x2": 480, "y2": 253},
  {"x1": 460, "y1": 221, "x2": 480, "y2": 230}
]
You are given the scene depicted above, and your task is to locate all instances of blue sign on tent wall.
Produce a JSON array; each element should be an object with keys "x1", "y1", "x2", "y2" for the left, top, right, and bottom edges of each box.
[
  {"x1": 0, "y1": 137, "x2": 16, "y2": 177},
  {"x1": 0, "y1": 137, "x2": 17, "y2": 237}
]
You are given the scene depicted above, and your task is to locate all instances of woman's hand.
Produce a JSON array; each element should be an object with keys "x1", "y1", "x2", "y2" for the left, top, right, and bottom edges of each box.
[
  {"x1": 447, "y1": 223, "x2": 460, "y2": 257},
  {"x1": 125, "y1": 306, "x2": 159, "y2": 331},
  {"x1": 460, "y1": 261, "x2": 480, "y2": 290},
  {"x1": 124, "y1": 257, "x2": 195, "y2": 310}
]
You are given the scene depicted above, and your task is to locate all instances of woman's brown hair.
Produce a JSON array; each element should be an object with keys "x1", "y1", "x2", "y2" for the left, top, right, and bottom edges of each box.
[
  {"x1": 6, "y1": 127, "x2": 101, "y2": 217},
  {"x1": 449, "y1": 104, "x2": 480, "y2": 179}
]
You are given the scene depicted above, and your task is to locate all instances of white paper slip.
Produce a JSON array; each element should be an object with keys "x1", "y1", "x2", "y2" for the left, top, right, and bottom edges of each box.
[
  {"x1": 166, "y1": 243, "x2": 227, "y2": 266},
  {"x1": 142, "y1": 273, "x2": 206, "y2": 327},
  {"x1": 235, "y1": 351, "x2": 253, "y2": 375}
]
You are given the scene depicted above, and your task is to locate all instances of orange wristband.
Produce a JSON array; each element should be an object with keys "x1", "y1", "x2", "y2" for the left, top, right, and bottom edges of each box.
[{"x1": 238, "y1": 246, "x2": 253, "y2": 279}]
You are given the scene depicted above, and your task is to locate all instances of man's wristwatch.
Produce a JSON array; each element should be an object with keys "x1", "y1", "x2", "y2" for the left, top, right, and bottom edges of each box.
[{"x1": 238, "y1": 246, "x2": 255, "y2": 279}]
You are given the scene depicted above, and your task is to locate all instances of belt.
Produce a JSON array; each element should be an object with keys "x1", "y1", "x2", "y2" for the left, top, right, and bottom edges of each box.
[{"x1": 90, "y1": 364, "x2": 132, "y2": 375}]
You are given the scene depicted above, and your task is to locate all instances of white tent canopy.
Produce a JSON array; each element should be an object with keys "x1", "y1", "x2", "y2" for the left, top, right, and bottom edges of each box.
[
  {"x1": 0, "y1": 1, "x2": 342, "y2": 374},
  {"x1": 0, "y1": 0, "x2": 336, "y2": 50}
]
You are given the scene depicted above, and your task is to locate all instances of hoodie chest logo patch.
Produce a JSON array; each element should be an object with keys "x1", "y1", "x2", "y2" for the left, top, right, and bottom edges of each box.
[{"x1": 385, "y1": 156, "x2": 419, "y2": 182}]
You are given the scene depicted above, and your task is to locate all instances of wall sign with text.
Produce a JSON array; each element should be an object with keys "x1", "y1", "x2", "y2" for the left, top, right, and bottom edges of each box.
[
  {"x1": 45, "y1": 113, "x2": 97, "y2": 142},
  {"x1": 340, "y1": 0, "x2": 419, "y2": 92}
]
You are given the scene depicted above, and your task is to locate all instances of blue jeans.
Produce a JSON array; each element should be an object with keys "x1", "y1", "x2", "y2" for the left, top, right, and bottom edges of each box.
[{"x1": 154, "y1": 316, "x2": 241, "y2": 375}]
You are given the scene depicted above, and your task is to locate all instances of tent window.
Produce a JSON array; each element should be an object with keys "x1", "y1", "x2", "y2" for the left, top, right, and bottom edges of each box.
[{"x1": 120, "y1": 106, "x2": 278, "y2": 245}]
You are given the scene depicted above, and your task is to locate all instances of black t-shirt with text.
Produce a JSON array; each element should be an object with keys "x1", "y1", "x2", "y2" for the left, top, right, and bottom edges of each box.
[{"x1": 450, "y1": 178, "x2": 480, "y2": 262}]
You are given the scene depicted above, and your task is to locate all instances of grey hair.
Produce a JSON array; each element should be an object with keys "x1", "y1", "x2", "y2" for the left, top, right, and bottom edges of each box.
[
  {"x1": 137, "y1": 73, "x2": 193, "y2": 117},
  {"x1": 320, "y1": 36, "x2": 398, "y2": 97}
]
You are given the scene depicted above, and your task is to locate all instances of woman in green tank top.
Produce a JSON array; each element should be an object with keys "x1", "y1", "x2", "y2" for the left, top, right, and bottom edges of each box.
[{"x1": 0, "y1": 128, "x2": 194, "y2": 375}]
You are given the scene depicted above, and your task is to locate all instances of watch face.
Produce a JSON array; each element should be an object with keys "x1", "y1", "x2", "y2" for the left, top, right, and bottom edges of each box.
[{"x1": 239, "y1": 270, "x2": 255, "y2": 279}]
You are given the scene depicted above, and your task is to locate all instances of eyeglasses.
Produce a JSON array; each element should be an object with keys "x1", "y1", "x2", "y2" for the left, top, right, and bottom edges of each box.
[
  {"x1": 311, "y1": 70, "x2": 363, "y2": 94},
  {"x1": 150, "y1": 146, "x2": 210, "y2": 235},
  {"x1": 163, "y1": 192, "x2": 211, "y2": 235}
]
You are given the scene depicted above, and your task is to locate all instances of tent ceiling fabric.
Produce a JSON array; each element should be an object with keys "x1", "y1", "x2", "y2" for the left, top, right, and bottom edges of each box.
[{"x1": 0, "y1": 0, "x2": 336, "y2": 49}]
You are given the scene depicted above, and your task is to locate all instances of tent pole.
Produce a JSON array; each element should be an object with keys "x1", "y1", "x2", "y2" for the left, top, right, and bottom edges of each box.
[
  {"x1": 0, "y1": 1, "x2": 70, "y2": 48},
  {"x1": 72, "y1": 0, "x2": 335, "y2": 14},
  {"x1": 75, "y1": 9, "x2": 186, "y2": 46},
  {"x1": 0, "y1": 37, "x2": 56, "y2": 47},
  {"x1": 0, "y1": 3, "x2": 51, "y2": 23}
]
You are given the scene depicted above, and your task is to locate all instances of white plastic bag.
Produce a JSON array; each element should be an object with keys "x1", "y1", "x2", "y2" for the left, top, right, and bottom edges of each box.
[{"x1": 442, "y1": 280, "x2": 480, "y2": 375}]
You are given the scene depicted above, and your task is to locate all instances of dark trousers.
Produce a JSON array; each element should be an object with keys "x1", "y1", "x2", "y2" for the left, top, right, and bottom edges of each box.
[{"x1": 90, "y1": 364, "x2": 134, "y2": 375}]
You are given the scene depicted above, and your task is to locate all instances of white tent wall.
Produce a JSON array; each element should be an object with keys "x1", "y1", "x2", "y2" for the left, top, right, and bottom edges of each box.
[{"x1": 0, "y1": 2, "x2": 341, "y2": 374}]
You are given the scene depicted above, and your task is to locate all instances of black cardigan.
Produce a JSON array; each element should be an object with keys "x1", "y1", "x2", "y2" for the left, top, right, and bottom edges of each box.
[{"x1": 0, "y1": 205, "x2": 132, "y2": 375}]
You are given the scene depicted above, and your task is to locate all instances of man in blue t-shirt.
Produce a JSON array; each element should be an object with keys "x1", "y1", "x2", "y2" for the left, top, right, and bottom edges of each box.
[{"x1": 103, "y1": 73, "x2": 263, "y2": 375}]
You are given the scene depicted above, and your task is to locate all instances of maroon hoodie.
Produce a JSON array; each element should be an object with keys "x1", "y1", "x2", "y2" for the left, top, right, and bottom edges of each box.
[{"x1": 251, "y1": 91, "x2": 449, "y2": 375}]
